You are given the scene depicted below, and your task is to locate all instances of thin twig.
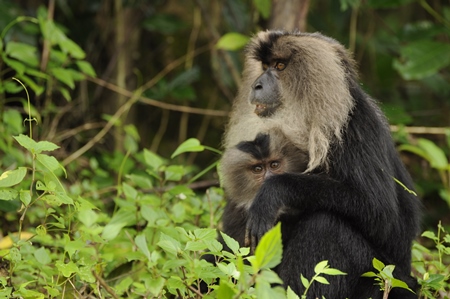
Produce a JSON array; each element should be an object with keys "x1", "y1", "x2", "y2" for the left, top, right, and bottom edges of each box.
[
  {"x1": 390, "y1": 125, "x2": 449, "y2": 135},
  {"x1": 92, "y1": 270, "x2": 120, "y2": 299},
  {"x1": 87, "y1": 76, "x2": 229, "y2": 117}
]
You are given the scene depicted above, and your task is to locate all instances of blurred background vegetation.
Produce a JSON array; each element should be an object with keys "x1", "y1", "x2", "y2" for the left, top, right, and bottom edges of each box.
[{"x1": 0, "y1": 0, "x2": 449, "y2": 297}]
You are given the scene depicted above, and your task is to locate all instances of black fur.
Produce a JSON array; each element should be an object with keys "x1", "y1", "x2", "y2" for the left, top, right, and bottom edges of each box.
[
  {"x1": 222, "y1": 33, "x2": 421, "y2": 299},
  {"x1": 236, "y1": 133, "x2": 271, "y2": 160}
]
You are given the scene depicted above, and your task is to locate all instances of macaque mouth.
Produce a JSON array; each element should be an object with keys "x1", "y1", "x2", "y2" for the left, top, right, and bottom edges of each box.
[{"x1": 253, "y1": 102, "x2": 281, "y2": 117}]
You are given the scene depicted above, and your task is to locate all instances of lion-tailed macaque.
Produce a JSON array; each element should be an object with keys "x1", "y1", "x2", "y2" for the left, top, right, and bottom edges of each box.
[{"x1": 220, "y1": 30, "x2": 421, "y2": 299}]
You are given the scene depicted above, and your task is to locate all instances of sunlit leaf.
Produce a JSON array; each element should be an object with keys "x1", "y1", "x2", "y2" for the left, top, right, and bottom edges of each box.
[
  {"x1": 216, "y1": 33, "x2": 250, "y2": 51},
  {"x1": 171, "y1": 138, "x2": 204, "y2": 159},
  {"x1": 253, "y1": 222, "x2": 282, "y2": 270},
  {"x1": 0, "y1": 167, "x2": 27, "y2": 188}
]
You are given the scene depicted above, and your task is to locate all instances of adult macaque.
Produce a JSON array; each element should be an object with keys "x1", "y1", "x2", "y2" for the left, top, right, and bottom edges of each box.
[{"x1": 220, "y1": 30, "x2": 421, "y2": 299}]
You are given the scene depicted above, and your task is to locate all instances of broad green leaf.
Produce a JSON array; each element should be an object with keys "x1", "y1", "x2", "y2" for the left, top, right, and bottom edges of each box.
[
  {"x1": 165, "y1": 165, "x2": 184, "y2": 181},
  {"x1": 5, "y1": 41, "x2": 39, "y2": 67},
  {"x1": 76, "y1": 60, "x2": 97, "y2": 77},
  {"x1": 122, "y1": 182, "x2": 138, "y2": 199},
  {"x1": 361, "y1": 271, "x2": 377, "y2": 277},
  {"x1": 216, "y1": 33, "x2": 250, "y2": 51},
  {"x1": 19, "y1": 190, "x2": 31, "y2": 206},
  {"x1": 102, "y1": 209, "x2": 136, "y2": 240},
  {"x1": 314, "y1": 260, "x2": 329, "y2": 274},
  {"x1": 157, "y1": 233, "x2": 181, "y2": 256},
  {"x1": 55, "y1": 260, "x2": 78, "y2": 277},
  {"x1": 144, "y1": 149, "x2": 165, "y2": 170},
  {"x1": 148, "y1": 277, "x2": 165, "y2": 296},
  {"x1": 372, "y1": 258, "x2": 385, "y2": 272},
  {"x1": 314, "y1": 276, "x2": 330, "y2": 285},
  {"x1": 185, "y1": 240, "x2": 208, "y2": 251},
  {"x1": 253, "y1": 0, "x2": 271, "y2": 18},
  {"x1": 78, "y1": 209, "x2": 98, "y2": 227},
  {"x1": 287, "y1": 286, "x2": 300, "y2": 299},
  {"x1": 35, "y1": 140, "x2": 60, "y2": 152},
  {"x1": 393, "y1": 41, "x2": 450, "y2": 80},
  {"x1": 253, "y1": 222, "x2": 283, "y2": 270},
  {"x1": 421, "y1": 231, "x2": 437, "y2": 241},
  {"x1": 135, "y1": 234, "x2": 151, "y2": 260},
  {"x1": 15, "y1": 74, "x2": 44, "y2": 96},
  {"x1": 417, "y1": 138, "x2": 448, "y2": 170},
  {"x1": 0, "y1": 167, "x2": 27, "y2": 188},
  {"x1": 0, "y1": 189, "x2": 19, "y2": 201},
  {"x1": 34, "y1": 247, "x2": 51, "y2": 265},
  {"x1": 2, "y1": 55, "x2": 26, "y2": 75},
  {"x1": 37, "y1": 154, "x2": 67, "y2": 178},
  {"x1": 391, "y1": 277, "x2": 413, "y2": 291},
  {"x1": 13, "y1": 134, "x2": 38, "y2": 152},
  {"x1": 171, "y1": 138, "x2": 204, "y2": 158},
  {"x1": 194, "y1": 228, "x2": 217, "y2": 241},
  {"x1": 217, "y1": 280, "x2": 237, "y2": 299},
  {"x1": 220, "y1": 232, "x2": 240, "y2": 255},
  {"x1": 51, "y1": 67, "x2": 75, "y2": 89}
]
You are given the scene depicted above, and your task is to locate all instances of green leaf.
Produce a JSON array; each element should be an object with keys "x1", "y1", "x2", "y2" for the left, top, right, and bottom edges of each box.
[
  {"x1": 171, "y1": 138, "x2": 205, "y2": 159},
  {"x1": 2, "y1": 55, "x2": 26, "y2": 75},
  {"x1": 5, "y1": 41, "x2": 39, "y2": 67},
  {"x1": 421, "y1": 231, "x2": 438, "y2": 241},
  {"x1": 122, "y1": 182, "x2": 138, "y2": 199},
  {"x1": 372, "y1": 258, "x2": 385, "y2": 272},
  {"x1": 220, "y1": 232, "x2": 240, "y2": 254},
  {"x1": 393, "y1": 41, "x2": 450, "y2": 80},
  {"x1": 157, "y1": 233, "x2": 181, "y2": 256},
  {"x1": 314, "y1": 276, "x2": 330, "y2": 285},
  {"x1": 253, "y1": 0, "x2": 271, "y2": 18},
  {"x1": 101, "y1": 209, "x2": 136, "y2": 240},
  {"x1": 321, "y1": 268, "x2": 347, "y2": 276},
  {"x1": 144, "y1": 149, "x2": 165, "y2": 170},
  {"x1": 417, "y1": 138, "x2": 448, "y2": 170},
  {"x1": 0, "y1": 167, "x2": 27, "y2": 188},
  {"x1": 13, "y1": 135, "x2": 59, "y2": 154},
  {"x1": 165, "y1": 165, "x2": 184, "y2": 181},
  {"x1": 185, "y1": 240, "x2": 208, "y2": 251},
  {"x1": 51, "y1": 67, "x2": 75, "y2": 89},
  {"x1": 253, "y1": 222, "x2": 283, "y2": 270},
  {"x1": 76, "y1": 60, "x2": 96, "y2": 77},
  {"x1": 148, "y1": 277, "x2": 165, "y2": 296},
  {"x1": 36, "y1": 154, "x2": 67, "y2": 179},
  {"x1": 217, "y1": 280, "x2": 237, "y2": 299},
  {"x1": 55, "y1": 260, "x2": 78, "y2": 277},
  {"x1": 135, "y1": 234, "x2": 151, "y2": 260},
  {"x1": 19, "y1": 190, "x2": 31, "y2": 206},
  {"x1": 314, "y1": 260, "x2": 329, "y2": 274},
  {"x1": 15, "y1": 74, "x2": 44, "y2": 96},
  {"x1": 0, "y1": 189, "x2": 19, "y2": 201},
  {"x1": 194, "y1": 228, "x2": 217, "y2": 241},
  {"x1": 216, "y1": 33, "x2": 250, "y2": 51},
  {"x1": 287, "y1": 286, "x2": 300, "y2": 299},
  {"x1": 34, "y1": 247, "x2": 51, "y2": 265},
  {"x1": 361, "y1": 271, "x2": 377, "y2": 277}
]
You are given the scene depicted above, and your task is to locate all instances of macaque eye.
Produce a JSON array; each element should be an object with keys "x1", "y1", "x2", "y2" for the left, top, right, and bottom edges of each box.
[
  {"x1": 262, "y1": 63, "x2": 269, "y2": 70},
  {"x1": 275, "y1": 62, "x2": 286, "y2": 71},
  {"x1": 270, "y1": 161, "x2": 281, "y2": 169},
  {"x1": 252, "y1": 165, "x2": 264, "y2": 173}
]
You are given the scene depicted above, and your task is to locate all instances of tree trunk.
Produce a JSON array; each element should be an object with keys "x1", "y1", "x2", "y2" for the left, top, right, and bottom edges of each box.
[{"x1": 268, "y1": 0, "x2": 310, "y2": 32}]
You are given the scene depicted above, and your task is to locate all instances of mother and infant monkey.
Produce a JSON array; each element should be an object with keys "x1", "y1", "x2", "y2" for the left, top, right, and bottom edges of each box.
[{"x1": 218, "y1": 30, "x2": 421, "y2": 299}]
